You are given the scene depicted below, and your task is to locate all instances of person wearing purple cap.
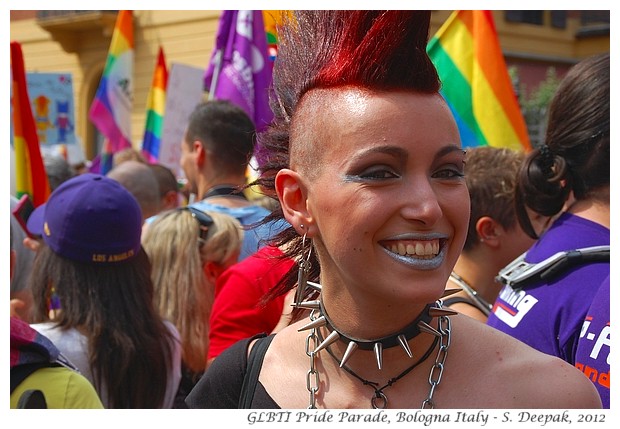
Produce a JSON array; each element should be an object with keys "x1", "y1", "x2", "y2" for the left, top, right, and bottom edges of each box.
[
  {"x1": 26, "y1": 173, "x2": 182, "y2": 408},
  {"x1": 11, "y1": 222, "x2": 103, "y2": 409}
]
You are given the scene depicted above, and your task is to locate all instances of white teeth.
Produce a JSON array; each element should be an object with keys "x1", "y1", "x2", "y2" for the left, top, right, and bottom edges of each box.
[
  {"x1": 387, "y1": 240, "x2": 440, "y2": 257},
  {"x1": 415, "y1": 242, "x2": 424, "y2": 255}
]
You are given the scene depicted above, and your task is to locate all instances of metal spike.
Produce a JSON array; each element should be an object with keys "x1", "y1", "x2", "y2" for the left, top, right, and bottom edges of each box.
[
  {"x1": 292, "y1": 300, "x2": 321, "y2": 310},
  {"x1": 397, "y1": 334, "x2": 413, "y2": 358},
  {"x1": 428, "y1": 306, "x2": 459, "y2": 317},
  {"x1": 417, "y1": 320, "x2": 442, "y2": 337},
  {"x1": 441, "y1": 287, "x2": 462, "y2": 298},
  {"x1": 307, "y1": 281, "x2": 322, "y2": 292},
  {"x1": 295, "y1": 266, "x2": 308, "y2": 304},
  {"x1": 314, "y1": 330, "x2": 340, "y2": 353},
  {"x1": 339, "y1": 341, "x2": 359, "y2": 368},
  {"x1": 297, "y1": 315, "x2": 327, "y2": 332},
  {"x1": 374, "y1": 342, "x2": 383, "y2": 370}
]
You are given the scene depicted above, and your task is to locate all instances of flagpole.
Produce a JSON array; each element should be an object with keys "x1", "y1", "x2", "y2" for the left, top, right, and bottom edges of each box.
[{"x1": 207, "y1": 49, "x2": 222, "y2": 101}]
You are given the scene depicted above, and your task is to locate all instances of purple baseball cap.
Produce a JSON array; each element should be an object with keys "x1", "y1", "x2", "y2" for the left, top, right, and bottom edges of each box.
[{"x1": 27, "y1": 173, "x2": 143, "y2": 264}]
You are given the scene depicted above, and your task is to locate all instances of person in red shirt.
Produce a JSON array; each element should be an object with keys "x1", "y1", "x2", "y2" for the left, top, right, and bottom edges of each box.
[{"x1": 207, "y1": 245, "x2": 295, "y2": 365}]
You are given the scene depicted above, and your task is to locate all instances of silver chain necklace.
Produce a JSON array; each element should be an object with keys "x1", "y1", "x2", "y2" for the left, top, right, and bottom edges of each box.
[
  {"x1": 303, "y1": 302, "x2": 452, "y2": 409},
  {"x1": 421, "y1": 313, "x2": 451, "y2": 408},
  {"x1": 305, "y1": 309, "x2": 321, "y2": 409}
]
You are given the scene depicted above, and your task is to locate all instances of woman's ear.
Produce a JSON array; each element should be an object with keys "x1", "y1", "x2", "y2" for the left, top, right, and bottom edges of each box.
[{"x1": 275, "y1": 168, "x2": 313, "y2": 234}]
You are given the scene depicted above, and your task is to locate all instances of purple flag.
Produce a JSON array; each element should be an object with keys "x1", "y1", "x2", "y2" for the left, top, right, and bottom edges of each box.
[{"x1": 204, "y1": 10, "x2": 274, "y2": 131}]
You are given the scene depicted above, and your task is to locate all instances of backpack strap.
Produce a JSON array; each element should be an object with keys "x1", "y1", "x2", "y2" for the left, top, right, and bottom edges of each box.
[
  {"x1": 17, "y1": 389, "x2": 47, "y2": 408},
  {"x1": 238, "y1": 334, "x2": 275, "y2": 408},
  {"x1": 497, "y1": 245, "x2": 610, "y2": 290},
  {"x1": 11, "y1": 362, "x2": 59, "y2": 394}
]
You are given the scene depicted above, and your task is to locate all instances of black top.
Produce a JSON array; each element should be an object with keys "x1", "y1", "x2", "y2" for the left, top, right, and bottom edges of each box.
[{"x1": 185, "y1": 334, "x2": 280, "y2": 409}]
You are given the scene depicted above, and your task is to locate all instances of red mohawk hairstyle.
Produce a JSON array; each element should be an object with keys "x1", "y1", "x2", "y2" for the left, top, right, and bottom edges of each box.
[
  {"x1": 270, "y1": 11, "x2": 439, "y2": 123},
  {"x1": 314, "y1": 11, "x2": 439, "y2": 92}
]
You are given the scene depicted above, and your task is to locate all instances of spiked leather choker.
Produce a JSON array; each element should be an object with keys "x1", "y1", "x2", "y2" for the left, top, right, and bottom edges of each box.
[
  {"x1": 320, "y1": 300, "x2": 433, "y2": 352},
  {"x1": 295, "y1": 281, "x2": 458, "y2": 370}
]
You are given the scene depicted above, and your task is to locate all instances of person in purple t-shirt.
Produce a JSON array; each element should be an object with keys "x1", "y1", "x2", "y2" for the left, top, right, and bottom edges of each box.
[
  {"x1": 575, "y1": 275, "x2": 610, "y2": 408},
  {"x1": 487, "y1": 54, "x2": 609, "y2": 369}
]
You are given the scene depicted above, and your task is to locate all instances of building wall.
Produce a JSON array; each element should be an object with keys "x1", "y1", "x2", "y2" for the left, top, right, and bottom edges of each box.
[
  {"x1": 11, "y1": 10, "x2": 221, "y2": 159},
  {"x1": 11, "y1": 10, "x2": 609, "y2": 161}
]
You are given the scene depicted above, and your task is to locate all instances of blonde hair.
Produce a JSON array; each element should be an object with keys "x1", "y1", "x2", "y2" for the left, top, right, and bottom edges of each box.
[{"x1": 142, "y1": 209, "x2": 243, "y2": 373}]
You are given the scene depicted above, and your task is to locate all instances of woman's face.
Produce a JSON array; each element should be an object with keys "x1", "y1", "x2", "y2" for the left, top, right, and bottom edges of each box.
[{"x1": 291, "y1": 88, "x2": 469, "y2": 305}]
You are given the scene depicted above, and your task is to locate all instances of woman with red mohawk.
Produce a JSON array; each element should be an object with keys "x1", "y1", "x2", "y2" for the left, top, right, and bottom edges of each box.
[{"x1": 187, "y1": 10, "x2": 601, "y2": 409}]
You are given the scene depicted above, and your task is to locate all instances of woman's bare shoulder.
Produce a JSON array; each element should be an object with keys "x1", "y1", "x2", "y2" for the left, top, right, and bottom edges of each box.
[{"x1": 445, "y1": 316, "x2": 602, "y2": 409}]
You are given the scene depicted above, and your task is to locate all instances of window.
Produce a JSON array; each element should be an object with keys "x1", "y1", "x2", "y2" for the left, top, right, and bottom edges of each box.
[
  {"x1": 580, "y1": 10, "x2": 610, "y2": 26},
  {"x1": 505, "y1": 11, "x2": 544, "y2": 25},
  {"x1": 550, "y1": 11, "x2": 566, "y2": 29}
]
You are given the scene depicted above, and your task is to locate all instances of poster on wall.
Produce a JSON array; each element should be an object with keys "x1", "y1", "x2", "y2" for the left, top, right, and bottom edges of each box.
[{"x1": 27, "y1": 72, "x2": 76, "y2": 145}]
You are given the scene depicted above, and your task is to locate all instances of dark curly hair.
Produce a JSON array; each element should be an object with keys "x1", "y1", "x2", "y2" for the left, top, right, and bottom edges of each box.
[{"x1": 515, "y1": 53, "x2": 609, "y2": 239}]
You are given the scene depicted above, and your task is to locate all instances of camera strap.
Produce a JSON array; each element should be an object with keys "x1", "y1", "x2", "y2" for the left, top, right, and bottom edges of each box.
[{"x1": 496, "y1": 245, "x2": 610, "y2": 290}]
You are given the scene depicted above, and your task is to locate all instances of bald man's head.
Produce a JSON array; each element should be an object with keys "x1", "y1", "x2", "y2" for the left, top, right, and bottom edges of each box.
[{"x1": 107, "y1": 160, "x2": 161, "y2": 220}]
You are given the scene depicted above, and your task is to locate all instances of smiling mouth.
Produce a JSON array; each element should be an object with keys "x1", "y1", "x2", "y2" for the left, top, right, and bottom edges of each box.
[{"x1": 382, "y1": 239, "x2": 441, "y2": 259}]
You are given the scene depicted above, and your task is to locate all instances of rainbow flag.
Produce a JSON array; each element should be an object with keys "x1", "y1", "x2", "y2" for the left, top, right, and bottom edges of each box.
[
  {"x1": 427, "y1": 10, "x2": 531, "y2": 151},
  {"x1": 263, "y1": 10, "x2": 283, "y2": 62},
  {"x1": 141, "y1": 47, "x2": 168, "y2": 163},
  {"x1": 89, "y1": 10, "x2": 134, "y2": 173},
  {"x1": 10, "y1": 41, "x2": 50, "y2": 206}
]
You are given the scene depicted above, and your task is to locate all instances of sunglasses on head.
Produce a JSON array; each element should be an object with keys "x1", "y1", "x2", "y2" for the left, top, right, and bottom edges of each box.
[{"x1": 180, "y1": 206, "x2": 214, "y2": 243}]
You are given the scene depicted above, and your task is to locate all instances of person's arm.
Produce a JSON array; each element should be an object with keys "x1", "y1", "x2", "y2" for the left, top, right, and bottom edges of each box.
[{"x1": 528, "y1": 356, "x2": 602, "y2": 409}]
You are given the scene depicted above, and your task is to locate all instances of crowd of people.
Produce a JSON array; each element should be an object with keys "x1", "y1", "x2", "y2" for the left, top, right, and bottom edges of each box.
[{"x1": 10, "y1": 10, "x2": 608, "y2": 411}]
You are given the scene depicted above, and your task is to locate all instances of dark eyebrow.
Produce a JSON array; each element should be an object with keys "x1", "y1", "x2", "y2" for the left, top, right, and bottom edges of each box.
[
  {"x1": 349, "y1": 144, "x2": 463, "y2": 164},
  {"x1": 435, "y1": 145, "x2": 465, "y2": 160},
  {"x1": 349, "y1": 145, "x2": 409, "y2": 162}
]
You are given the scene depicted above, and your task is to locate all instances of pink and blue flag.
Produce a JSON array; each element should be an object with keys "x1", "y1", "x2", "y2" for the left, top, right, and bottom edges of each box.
[
  {"x1": 89, "y1": 10, "x2": 134, "y2": 173},
  {"x1": 204, "y1": 10, "x2": 273, "y2": 131}
]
